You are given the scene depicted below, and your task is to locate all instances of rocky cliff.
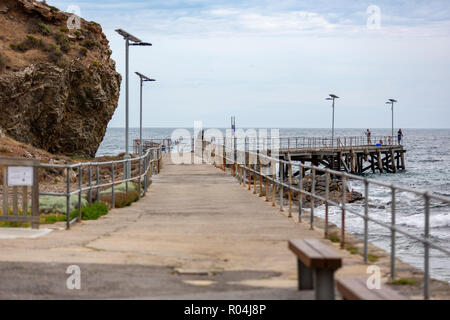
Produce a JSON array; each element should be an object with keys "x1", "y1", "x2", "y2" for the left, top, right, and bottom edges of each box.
[{"x1": 0, "y1": 0, "x2": 121, "y2": 157}]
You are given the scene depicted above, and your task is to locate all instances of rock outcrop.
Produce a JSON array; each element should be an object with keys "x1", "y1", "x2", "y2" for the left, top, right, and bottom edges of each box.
[
  {"x1": 287, "y1": 174, "x2": 364, "y2": 207},
  {"x1": 0, "y1": 0, "x2": 121, "y2": 157}
]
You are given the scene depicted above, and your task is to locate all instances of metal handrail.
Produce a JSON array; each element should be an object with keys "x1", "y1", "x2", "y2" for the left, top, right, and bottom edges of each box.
[
  {"x1": 38, "y1": 146, "x2": 163, "y2": 229},
  {"x1": 203, "y1": 139, "x2": 449, "y2": 300},
  {"x1": 228, "y1": 135, "x2": 403, "y2": 150}
]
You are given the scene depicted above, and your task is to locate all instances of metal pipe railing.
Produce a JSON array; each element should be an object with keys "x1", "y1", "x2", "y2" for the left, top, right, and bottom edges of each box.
[
  {"x1": 38, "y1": 146, "x2": 163, "y2": 230},
  {"x1": 203, "y1": 139, "x2": 449, "y2": 300},
  {"x1": 227, "y1": 135, "x2": 403, "y2": 151}
]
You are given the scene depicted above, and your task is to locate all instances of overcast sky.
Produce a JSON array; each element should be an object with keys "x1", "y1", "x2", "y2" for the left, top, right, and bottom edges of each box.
[{"x1": 48, "y1": 0, "x2": 450, "y2": 128}]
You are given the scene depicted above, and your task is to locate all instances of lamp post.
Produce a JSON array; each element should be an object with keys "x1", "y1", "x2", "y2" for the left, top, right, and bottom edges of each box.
[
  {"x1": 115, "y1": 29, "x2": 152, "y2": 177},
  {"x1": 135, "y1": 72, "x2": 156, "y2": 156},
  {"x1": 326, "y1": 94, "x2": 339, "y2": 147},
  {"x1": 386, "y1": 99, "x2": 397, "y2": 139}
]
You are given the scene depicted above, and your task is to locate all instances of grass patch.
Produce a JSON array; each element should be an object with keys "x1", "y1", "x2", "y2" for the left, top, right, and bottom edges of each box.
[
  {"x1": 345, "y1": 245, "x2": 359, "y2": 255},
  {"x1": 0, "y1": 208, "x2": 31, "y2": 228},
  {"x1": 53, "y1": 32, "x2": 70, "y2": 53},
  {"x1": 59, "y1": 26, "x2": 69, "y2": 33},
  {"x1": 40, "y1": 202, "x2": 109, "y2": 224},
  {"x1": 80, "y1": 202, "x2": 109, "y2": 220},
  {"x1": 328, "y1": 233, "x2": 340, "y2": 243},
  {"x1": 390, "y1": 278, "x2": 419, "y2": 286},
  {"x1": 81, "y1": 39, "x2": 99, "y2": 50},
  {"x1": 0, "y1": 221, "x2": 31, "y2": 228},
  {"x1": 38, "y1": 23, "x2": 52, "y2": 36},
  {"x1": 10, "y1": 35, "x2": 45, "y2": 52},
  {"x1": 367, "y1": 253, "x2": 379, "y2": 263}
]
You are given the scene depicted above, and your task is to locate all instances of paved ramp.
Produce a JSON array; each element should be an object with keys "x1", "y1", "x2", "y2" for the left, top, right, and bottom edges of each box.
[{"x1": 0, "y1": 156, "x2": 358, "y2": 299}]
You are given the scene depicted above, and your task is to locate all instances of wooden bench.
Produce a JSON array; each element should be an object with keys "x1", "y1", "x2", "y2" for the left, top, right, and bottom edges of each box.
[
  {"x1": 336, "y1": 278, "x2": 406, "y2": 300},
  {"x1": 288, "y1": 239, "x2": 342, "y2": 300}
]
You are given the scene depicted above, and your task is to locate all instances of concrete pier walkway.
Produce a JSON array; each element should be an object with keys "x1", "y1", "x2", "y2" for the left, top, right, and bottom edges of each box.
[{"x1": 0, "y1": 156, "x2": 415, "y2": 299}]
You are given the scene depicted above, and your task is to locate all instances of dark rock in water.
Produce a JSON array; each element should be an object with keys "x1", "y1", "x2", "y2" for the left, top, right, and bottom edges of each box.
[
  {"x1": 0, "y1": 0, "x2": 121, "y2": 157},
  {"x1": 284, "y1": 174, "x2": 364, "y2": 207}
]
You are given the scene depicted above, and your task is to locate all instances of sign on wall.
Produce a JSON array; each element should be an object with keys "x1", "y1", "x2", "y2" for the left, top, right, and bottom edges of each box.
[{"x1": 7, "y1": 166, "x2": 34, "y2": 186}]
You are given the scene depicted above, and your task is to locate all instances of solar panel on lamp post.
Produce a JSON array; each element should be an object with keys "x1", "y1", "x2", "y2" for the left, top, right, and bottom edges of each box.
[
  {"x1": 115, "y1": 29, "x2": 152, "y2": 178},
  {"x1": 326, "y1": 94, "x2": 339, "y2": 147},
  {"x1": 135, "y1": 72, "x2": 156, "y2": 156},
  {"x1": 386, "y1": 99, "x2": 398, "y2": 140}
]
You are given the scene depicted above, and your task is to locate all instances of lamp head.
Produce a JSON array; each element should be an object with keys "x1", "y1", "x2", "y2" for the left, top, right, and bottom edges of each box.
[{"x1": 115, "y1": 29, "x2": 142, "y2": 43}]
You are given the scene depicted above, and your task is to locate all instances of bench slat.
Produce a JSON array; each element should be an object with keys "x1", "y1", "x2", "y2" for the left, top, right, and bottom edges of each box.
[
  {"x1": 288, "y1": 239, "x2": 342, "y2": 270},
  {"x1": 289, "y1": 239, "x2": 323, "y2": 268},
  {"x1": 337, "y1": 278, "x2": 406, "y2": 300},
  {"x1": 304, "y1": 239, "x2": 342, "y2": 270}
]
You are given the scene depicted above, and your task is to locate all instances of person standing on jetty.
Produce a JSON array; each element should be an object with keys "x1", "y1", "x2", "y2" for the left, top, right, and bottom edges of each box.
[
  {"x1": 397, "y1": 129, "x2": 404, "y2": 145},
  {"x1": 366, "y1": 129, "x2": 372, "y2": 145}
]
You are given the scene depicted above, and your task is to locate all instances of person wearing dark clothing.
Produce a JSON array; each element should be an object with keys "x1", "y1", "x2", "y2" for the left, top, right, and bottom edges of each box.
[{"x1": 397, "y1": 129, "x2": 403, "y2": 145}]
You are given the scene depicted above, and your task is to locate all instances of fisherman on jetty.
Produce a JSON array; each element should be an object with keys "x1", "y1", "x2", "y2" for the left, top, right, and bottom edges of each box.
[
  {"x1": 398, "y1": 129, "x2": 404, "y2": 145},
  {"x1": 365, "y1": 129, "x2": 372, "y2": 145}
]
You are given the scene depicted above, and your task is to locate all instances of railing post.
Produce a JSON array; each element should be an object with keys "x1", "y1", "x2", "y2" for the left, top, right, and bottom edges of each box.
[
  {"x1": 391, "y1": 186, "x2": 396, "y2": 281},
  {"x1": 341, "y1": 175, "x2": 346, "y2": 249},
  {"x1": 78, "y1": 166, "x2": 82, "y2": 222},
  {"x1": 111, "y1": 163, "x2": 115, "y2": 209},
  {"x1": 288, "y1": 162, "x2": 293, "y2": 218},
  {"x1": 96, "y1": 165, "x2": 100, "y2": 203},
  {"x1": 310, "y1": 168, "x2": 315, "y2": 229},
  {"x1": 298, "y1": 166, "x2": 303, "y2": 222},
  {"x1": 424, "y1": 192, "x2": 430, "y2": 300},
  {"x1": 66, "y1": 167, "x2": 70, "y2": 230},
  {"x1": 364, "y1": 180, "x2": 369, "y2": 264},
  {"x1": 325, "y1": 172, "x2": 329, "y2": 238},
  {"x1": 279, "y1": 162, "x2": 284, "y2": 212},
  {"x1": 88, "y1": 164, "x2": 92, "y2": 206},
  {"x1": 138, "y1": 156, "x2": 142, "y2": 197}
]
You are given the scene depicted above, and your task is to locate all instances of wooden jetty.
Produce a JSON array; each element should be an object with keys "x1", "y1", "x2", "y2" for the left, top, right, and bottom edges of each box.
[
  {"x1": 237, "y1": 135, "x2": 406, "y2": 175},
  {"x1": 279, "y1": 145, "x2": 406, "y2": 174}
]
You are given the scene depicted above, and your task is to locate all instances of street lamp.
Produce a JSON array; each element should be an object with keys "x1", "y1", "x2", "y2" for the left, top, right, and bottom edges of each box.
[
  {"x1": 386, "y1": 99, "x2": 398, "y2": 139},
  {"x1": 115, "y1": 29, "x2": 152, "y2": 177},
  {"x1": 326, "y1": 94, "x2": 339, "y2": 147},
  {"x1": 135, "y1": 72, "x2": 156, "y2": 156}
]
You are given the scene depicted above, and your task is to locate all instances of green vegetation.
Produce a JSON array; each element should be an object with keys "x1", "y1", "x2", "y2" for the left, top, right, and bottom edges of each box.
[
  {"x1": 38, "y1": 23, "x2": 52, "y2": 36},
  {"x1": 81, "y1": 39, "x2": 99, "y2": 50},
  {"x1": 10, "y1": 35, "x2": 45, "y2": 52},
  {"x1": 1, "y1": 201, "x2": 109, "y2": 227},
  {"x1": 328, "y1": 233, "x2": 340, "y2": 243},
  {"x1": 91, "y1": 59, "x2": 100, "y2": 68},
  {"x1": 59, "y1": 26, "x2": 69, "y2": 33},
  {"x1": 79, "y1": 202, "x2": 109, "y2": 220},
  {"x1": 53, "y1": 32, "x2": 70, "y2": 53},
  {"x1": 46, "y1": 44, "x2": 63, "y2": 64},
  {"x1": 74, "y1": 30, "x2": 81, "y2": 38},
  {"x1": 100, "y1": 183, "x2": 140, "y2": 208},
  {"x1": 39, "y1": 194, "x2": 88, "y2": 214},
  {"x1": 367, "y1": 253, "x2": 379, "y2": 263},
  {"x1": 0, "y1": 208, "x2": 31, "y2": 228},
  {"x1": 390, "y1": 278, "x2": 419, "y2": 286},
  {"x1": 345, "y1": 245, "x2": 359, "y2": 255}
]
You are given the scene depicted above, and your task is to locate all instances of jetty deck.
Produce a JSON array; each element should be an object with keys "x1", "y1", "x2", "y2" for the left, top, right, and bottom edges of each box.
[
  {"x1": 1, "y1": 154, "x2": 445, "y2": 299},
  {"x1": 278, "y1": 145, "x2": 406, "y2": 174}
]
